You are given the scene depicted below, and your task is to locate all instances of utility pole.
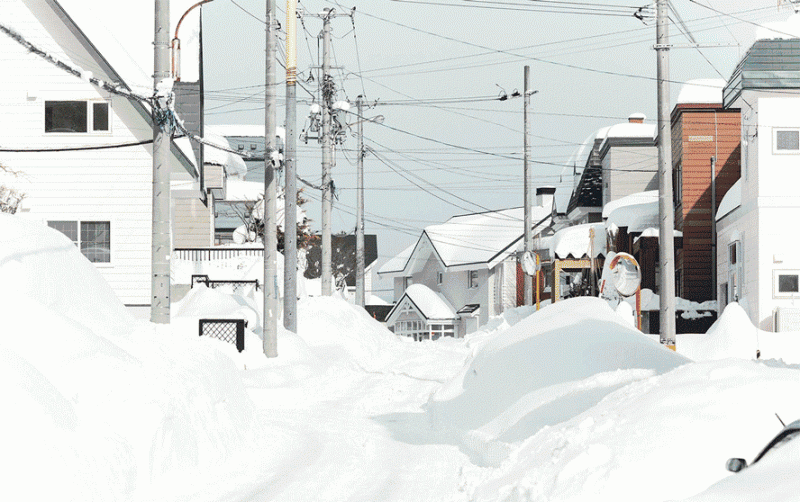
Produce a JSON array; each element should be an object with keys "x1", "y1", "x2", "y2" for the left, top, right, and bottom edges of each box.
[
  {"x1": 263, "y1": 0, "x2": 278, "y2": 355},
  {"x1": 151, "y1": 0, "x2": 171, "y2": 324},
  {"x1": 656, "y1": 0, "x2": 676, "y2": 348},
  {"x1": 356, "y1": 94, "x2": 365, "y2": 307},
  {"x1": 284, "y1": 0, "x2": 298, "y2": 332},
  {"x1": 320, "y1": 8, "x2": 334, "y2": 296},
  {"x1": 523, "y1": 65, "x2": 533, "y2": 306}
]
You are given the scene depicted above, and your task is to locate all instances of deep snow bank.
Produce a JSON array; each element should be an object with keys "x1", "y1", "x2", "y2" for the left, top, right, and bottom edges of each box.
[
  {"x1": 469, "y1": 359, "x2": 800, "y2": 502},
  {"x1": 0, "y1": 215, "x2": 264, "y2": 501},
  {"x1": 427, "y1": 297, "x2": 689, "y2": 465},
  {"x1": 678, "y1": 302, "x2": 800, "y2": 363}
]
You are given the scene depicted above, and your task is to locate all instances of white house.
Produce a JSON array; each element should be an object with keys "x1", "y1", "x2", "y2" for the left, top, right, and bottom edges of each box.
[
  {"x1": 717, "y1": 36, "x2": 800, "y2": 331},
  {"x1": 0, "y1": 0, "x2": 209, "y2": 311},
  {"x1": 380, "y1": 187, "x2": 557, "y2": 338}
]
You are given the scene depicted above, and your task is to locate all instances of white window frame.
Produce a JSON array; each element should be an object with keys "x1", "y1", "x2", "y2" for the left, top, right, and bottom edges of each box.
[
  {"x1": 44, "y1": 99, "x2": 112, "y2": 135},
  {"x1": 436, "y1": 271, "x2": 443, "y2": 286},
  {"x1": 773, "y1": 270, "x2": 800, "y2": 298},
  {"x1": 773, "y1": 128, "x2": 800, "y2": 154},
  {"x1": 47, "y1": 220, "x2": 111, "y2": 264}
]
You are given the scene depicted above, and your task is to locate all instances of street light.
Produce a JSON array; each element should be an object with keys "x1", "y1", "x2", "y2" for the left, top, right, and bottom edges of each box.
[{"x1": 172, "y1": 0, "x2": 215, "y2": 81}]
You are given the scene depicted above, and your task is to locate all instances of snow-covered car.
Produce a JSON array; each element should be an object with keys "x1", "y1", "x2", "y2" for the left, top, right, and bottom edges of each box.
[{"x1": 726, "y1": 419, "x2": 800, "y2": 473}]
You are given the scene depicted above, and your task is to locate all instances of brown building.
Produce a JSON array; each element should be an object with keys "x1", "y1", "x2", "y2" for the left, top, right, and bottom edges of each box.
[{"x1": 671, "y1": 79, "x2": 741, "y2": 302}]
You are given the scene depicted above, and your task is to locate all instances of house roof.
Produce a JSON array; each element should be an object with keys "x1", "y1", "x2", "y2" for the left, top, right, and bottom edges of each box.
[
  {"x1": 379, "y1": 205, "x2": 554, "y2": 276},
  {"x1": 677, "y1": 79, "x2": 725, "y2": 106},
  {"x1": 56, "y1": 0, "x2": 202, "y2": 89},
  {"x1": 550, "y1": 222, "x2": 606, "y2": 259},
  {"x1": 603, "y1": 190, "x2": 659, "y2": 229},
  {"x1": 387, "y1": 284, "x2": 456, "y2": 322},
  {"x1": 17, "y1": 0, "x2": 201, "y2": 178},
  {"x1": 723, "y1": 38, "x2": 800, "y2": 108}
]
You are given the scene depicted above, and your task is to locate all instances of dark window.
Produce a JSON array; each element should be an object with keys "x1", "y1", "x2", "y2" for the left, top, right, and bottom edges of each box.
[
  {"x1": 48, "y1": 220, "x2": 110, "y2": 263},
  {"x1": 93, "y1": 102, "x2": 109, "y2": 131},
  {"x1": 47, "y1": 220, "x2": 78, "y2": 244},
  {"x1": 80, "y1": 221, "x2": 110, "y2": 263},
  {"x1": 778, "y1": 274, "x2": 799, "y2": 293},
  {"x1": 45, "y1": 100, "x2": 109, "y2": 133},
  {"x1": 45, "y1": 101, "x2": 87, "y2": 133}
]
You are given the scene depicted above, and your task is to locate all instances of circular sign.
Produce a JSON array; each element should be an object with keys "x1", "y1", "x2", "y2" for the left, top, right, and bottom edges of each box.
[
  {"x1": 610, "y1": 252, "x2": 641, "y2": 297},
  {"x1": 521, "y1": 251, "x2": 539, "y2": 276}
]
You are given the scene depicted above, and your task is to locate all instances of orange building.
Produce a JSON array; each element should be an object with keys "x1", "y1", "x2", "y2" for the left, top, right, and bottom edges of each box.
[{"x1": 671, "y1": 80, "x2": 741, "y2": 302}]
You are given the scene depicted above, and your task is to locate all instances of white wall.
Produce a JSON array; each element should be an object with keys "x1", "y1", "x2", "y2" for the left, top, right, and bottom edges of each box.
[
  {"x1": 719, "y1": 91, "x2": 800, "y2": 330},
  {"x1": 0, "y1": 0, "x2": 187, "y2": 306}
]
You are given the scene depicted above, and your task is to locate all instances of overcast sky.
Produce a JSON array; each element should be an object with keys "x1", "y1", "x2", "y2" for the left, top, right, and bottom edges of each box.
[{"x1": 200, "y1": 0, "x2": 793, "y2": 294}]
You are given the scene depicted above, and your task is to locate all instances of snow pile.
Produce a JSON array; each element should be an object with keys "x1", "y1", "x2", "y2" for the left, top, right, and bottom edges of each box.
[
  {"x1": 426, "y1": 297, "x2": 688, "y2": 466},
  {"x1": 0, "y1": 215, "x2": 264, "y2": 501},
  {"x1": 677, "y1": 303, "x2": 800, "y2": 364},
  {"x1": 296, "y1": 295, "x2": 399, "y2": 371},
  {"x1": 469, "y1": 358, "x2": 800, "y2": 502}
]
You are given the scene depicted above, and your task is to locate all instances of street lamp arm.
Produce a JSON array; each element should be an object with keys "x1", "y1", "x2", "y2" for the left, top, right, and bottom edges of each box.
[{"x1": 172, "y1": 0, "x2": 215, "y2": 81}]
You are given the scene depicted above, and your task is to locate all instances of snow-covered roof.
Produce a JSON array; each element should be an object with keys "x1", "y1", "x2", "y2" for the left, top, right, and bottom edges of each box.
[
  {"x1": 400, "y1": 284, "x2": 456, "y2": 320},
  {"x1": 425, "y1": 207, "x2": 550, "y2": 269},
  {"x1": 207, "y1": 124, "x2": 287, "y2": 141},
  {"x1": 603, "y1": 122, "x2": 656, "y2": 140},
  {"x1": 634, "y1": 227, "x2": 682, "y2": 244},
  {"x1": 378, "y1": 243, "x2": 415, "y2": 275},
  {"x1": 550, "y1": 222, "x2": 605, "y2": 259},
  {"x1": 380, "y1": 205, "x2": 554, "y2": 276},
  {"x1": 57, "y1": 0, "x2": 201, "y2": 91},
  {"x1": 676, "y1": 79, "x2": 725, "y2": 105},
  {"x1": 204, "y1": 133, "x2": 247, "y2": 177},
  {"x1": 174, "y1": 137, "x2": 198, "y2": 168},
  {"x1": 716, "y1": 178, "x2": 742, "y2": 221},
  {"x1": 604, "y1": 190, "x2": 659, "y2": 232},
  {"x1": 756, "y1": 13, "x2": 800, "y2": 41}
]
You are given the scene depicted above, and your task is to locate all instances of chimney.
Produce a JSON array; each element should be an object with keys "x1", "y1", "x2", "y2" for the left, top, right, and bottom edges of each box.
[
  {"x1": 628, "y1": 112, "x2": 646, "y2": 124},
  {"x1": 536, "y1": 186, "x2": 556, "y2": 212}
]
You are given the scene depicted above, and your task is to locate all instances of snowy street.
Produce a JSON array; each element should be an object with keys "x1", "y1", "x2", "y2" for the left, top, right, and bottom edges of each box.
[{"x1": 3, "y1": 215, "x2": 800, "y2": 502}]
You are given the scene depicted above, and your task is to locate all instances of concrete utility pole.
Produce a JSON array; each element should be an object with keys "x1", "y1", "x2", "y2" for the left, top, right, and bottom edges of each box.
[
  {"x1": 284, "y1": 0, "x2": 298, "y2": 332},
  {"x1": 355, "y1": 94, "x2": 365, "y2": 307},
  {"x1": 523, "y1": 65, "x2": 533, "y2": 306},
  {"x1": 151, "y1": 0, "x2": 171, "y2": 324},
  {"x1": 263, "y1": 0, "x2": 278, "y2": 355},
  {"x1": 320, "y1": 8, "x2": 334, "y2": 296},
  {"x1": 656, "y1": 0, "x2": 677, "y2": 348}
]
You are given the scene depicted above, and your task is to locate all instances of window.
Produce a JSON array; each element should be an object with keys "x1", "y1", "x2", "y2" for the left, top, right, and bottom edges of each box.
[
  {"x1": 437, "y1": 272, "x2": 443, "y2": 285},
  {"x1": 45, "y1": 100, "x2": 110, "y2": 133},
  {"x1": 430, "y1": 323, "x2": 455, "y2": 340},
  {"x1": 773, "y1": 270, "x2": 800, "y2": 298},
  {"x1": 774, "y1": 129, "x2": 800, "y2": 153},
  {"x1": 468, "y1": 270, "x2": 479, "y2": 289},
  {"x1": 394, "y1": 319, "x2": 428, "y2": 341},
  {"x1": 728, "y1": 240, "x2": 742, "y2": 302},
  {"x1": 48, "y1": 220, "x2": 110, "y2": 263}
]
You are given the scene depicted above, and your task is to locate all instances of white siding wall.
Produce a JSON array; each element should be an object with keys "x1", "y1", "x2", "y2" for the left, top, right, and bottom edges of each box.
[
  {"x1": 719, "y1": 92, "x2": 800, "y2": 330},
  {"x1": 0, "y1": 0, "x2": 154, "y2": 305}
]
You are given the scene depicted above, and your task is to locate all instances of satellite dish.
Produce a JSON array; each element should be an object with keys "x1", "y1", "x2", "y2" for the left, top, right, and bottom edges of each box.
[
  {"x1": 610, "y1": 252, "x2": 641, "y2": 297},
  {"x1": 521, "y1": 251, "x2": 539, "y2": 276}
]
